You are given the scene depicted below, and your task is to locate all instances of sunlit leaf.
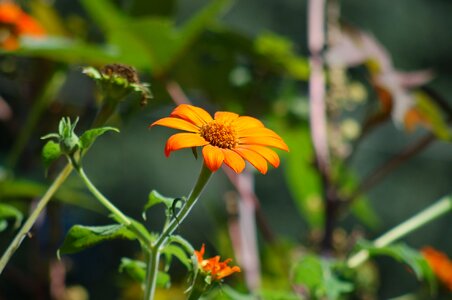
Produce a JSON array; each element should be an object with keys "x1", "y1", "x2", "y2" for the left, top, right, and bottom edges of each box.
[
  {"x1": 292, "y1": 254, "x2": 353, "y2": 299},
  {"x1": 163, "y1": 244, "x2": 191, "y2": 269},
  {"x1": 79, "y1": 126, "x2": 119, "y2": 150},
  {"x1": 357, "y1": 241, "x2": 437, "y2": 294},
  {"x1": 0, "y1": 203, "x2": 23, "y2": 231},
  {"x1": 58, "y1": 224, "x2": 136, "y2": 257},
  {"x1": 143, "y1": 190, "x2": 175, "y2": 218}
]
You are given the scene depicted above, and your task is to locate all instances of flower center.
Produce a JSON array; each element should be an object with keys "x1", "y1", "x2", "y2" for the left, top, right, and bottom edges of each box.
[{"x1": 200, "y1": 121, "x2": 237, "y2": 149}]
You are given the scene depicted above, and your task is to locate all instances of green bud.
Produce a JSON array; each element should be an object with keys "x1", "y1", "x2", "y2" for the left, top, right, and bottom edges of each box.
[{"x1": 83, "y1": 64, "x2": 152, "y2": 107}]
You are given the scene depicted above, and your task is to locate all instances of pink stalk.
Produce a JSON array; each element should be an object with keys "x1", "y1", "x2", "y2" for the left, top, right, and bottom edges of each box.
[{"x1": 308, "y1": 0, "x2": 330, "y2": 174}]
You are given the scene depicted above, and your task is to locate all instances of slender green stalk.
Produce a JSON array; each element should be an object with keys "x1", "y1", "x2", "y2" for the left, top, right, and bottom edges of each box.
[
  {"x1": 144, "y1": 248, "x2": 161, "y2": 300},
  {"x1": 143, "y1": 162, "x2": 212, "y2": 300},
  {"x1": 347, "y1": 195, "x2": 452, "y2": 268},
  {"x1": 75, "y1": 167, "x2": 153, "y2": 247},
  {"x1": 0, "y1": 163, "x2": 73, "y2": 274},
  {"x1": 7, "y1": 69, "x2": 66, "y2": 169},
  {"x1": 155, "y1": 162, "x2": 212, "y2": 249},
  {"x1": 0, "y1": 97, "x2": 120, "y2": 273}
]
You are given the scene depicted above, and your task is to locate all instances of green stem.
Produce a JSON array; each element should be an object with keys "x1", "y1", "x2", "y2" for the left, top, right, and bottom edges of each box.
[
  {"x1": 7, "y1": 69, "x2": 66, "y2": 169},
  {"x1": 0, "y1": 92, "x2": 121, "y2": 274},
  {"x1": 347, "y1": 195, "x2": 452, "y2": 268},
  {"x1": 155, "y1": 162, "x2": 212, "y2": 249},
  {"x1": 143, "y1": 162, "x2": 212, "y2": 300},
  {"x1": 144, "y1": 247, "x2": 160, "y2": 300},
  {"x1": 75, "y1": 167, "x2": 152, "y2": 247},
  {"x1": 0, "y1": 163, "x2": 73, "y2": 274}
]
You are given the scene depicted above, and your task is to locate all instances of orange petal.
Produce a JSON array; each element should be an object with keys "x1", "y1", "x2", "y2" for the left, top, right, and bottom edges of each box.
[
  {"x1": 233, "y1": 147, "x2": 268, "y2": 174},
  {"x1": 202, "y1": 145, "x2": 224, "y2": 172},
  {"x1": 240, "y1": 145, "x2": 280, "y2": 168},
  {"x1": 233, "y1": 116, "x2": 264, "y2": 131},
  {"x1": 170, "y1": 104, "x2": 213, "y2": 127},
  {"x1": 150, "y1": 117, "x2": 200, "y2": 132},
  {"x1": 221, "y1": 149, "x2": 246, "y2": 173},
  {"x1": 214, "y1": 111, "x2": 239, "y2": 122},
  {"x1": 239, "y1": 136, "x2": 289, "y2": 151},
  {"x1": 238, "y1": 127, "x2": 284, "y2": 139},
  {"x1": 164, "y1": 133, "x2": 208, "y2": 156}
]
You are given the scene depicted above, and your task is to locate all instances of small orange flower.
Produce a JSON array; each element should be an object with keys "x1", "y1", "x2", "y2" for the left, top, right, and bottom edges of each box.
[
  {"x1": 421, "y1": 246, "x2": 452, "y2": 291},
  {"x1": 194, "y1": 244, "x2": 240, "y2": 281},
  {"x1": 151, "y1": 104, "x2": 289, "y2": 174},
  {"x1": 0, "y1": 1, "x2": 46, "y2": 50}
]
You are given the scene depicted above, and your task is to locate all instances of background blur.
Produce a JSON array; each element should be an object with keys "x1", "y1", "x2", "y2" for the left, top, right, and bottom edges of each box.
[{"x1": 1, "y1": 0, "x2": 452, "y2": 299}]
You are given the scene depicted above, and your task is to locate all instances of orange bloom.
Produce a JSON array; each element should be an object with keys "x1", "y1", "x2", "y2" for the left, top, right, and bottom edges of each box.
[
  {"x1": 151, "y1": 104, "x2": 289, "y2": 174},
  {"x1": 194, "y1": 244, "x2": 240, "y2": 281},
  {"x1": 421, "y1": 247, "x2": 452, "y2": 291},
  {"x1": 0, "y1": 1, "x2": 45, "y2": 50}
]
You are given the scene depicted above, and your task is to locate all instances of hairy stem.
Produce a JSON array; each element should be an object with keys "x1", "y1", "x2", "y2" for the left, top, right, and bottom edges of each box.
[
  {"x1": 75, "y1": 166, "x2": 152, "y2": 247},
  {"x1": 143, "y1": 162, "x2": 212, "y2": 300},
  {"x1": 347, "y1": 195, "x2": 452, "y2": 268},
  {"x1": 0, "y1": 164, "x2": 73, "y2": 274}
]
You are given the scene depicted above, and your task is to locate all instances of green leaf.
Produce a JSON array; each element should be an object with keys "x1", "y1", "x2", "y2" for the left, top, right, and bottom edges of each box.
[
  {"x1": 58, "y1": 224, "x2": 136, "y2": 256},
  {"x1": 414, "y1": 91, "x2": 451, "y2": 140},
  {"x1": 143, "y1": 190, "x2": 175, "y2": 217},
  {"x1": 80, "y1": 0, "x2": 125, "y2": 33},
  {"x1": 119, "y1": 258, "x2": 146, "y2": 282},
  {"x1": 42, "y1": 140, "x2": 62, "y2": 168},
  {"x1": 292, "y1": 254, "x2": 353, "y2": 299},
  {"x1": 0, "y1": 203, "x2": 23, "y2": 230},
  {"x1": 357, "y1": 241, "x2": 437, "y2": 293},
  {"x1": 119, "y1": 258, "x2": 170, "y2": 287},
  {"x1": 79, "y1": 126, "x2": 119, "y2": 150},
  {"x1": 163, "y1": 244, "x2": 191, "y2": 269}
]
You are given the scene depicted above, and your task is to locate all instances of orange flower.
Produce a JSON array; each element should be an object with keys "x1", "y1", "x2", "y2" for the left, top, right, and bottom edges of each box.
[
  {"x1": 151, "y1": 104, "x2": 289, "y2": 174},
  {"x1": 421, "y1": 247, "x2": 452, "y2": 291},
  {"x1": 0, "y1": 1, "x2": 45, "y2": 50},
  {"x1": 194, "y1": 244, "x2": 240, "y2": 281}
]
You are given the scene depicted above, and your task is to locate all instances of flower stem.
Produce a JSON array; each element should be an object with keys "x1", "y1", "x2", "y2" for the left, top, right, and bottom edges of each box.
[
  {"x1": 155, "y1": 162, "x2": 212, "y2": 249},
  {"x1": 144, "y1": 247, "x2": 160, "y2": 300},
  {"x1": 75, "y1": 166, "x2": 153, "y2": 247},
  {"x1": 143, "y1": 162, "x2": 212, "y2": 300},
  {"x1": 0, "y1": 163, "x2": 73, "y2": 274},
  {"x1": 347, "y1": 195, "x2": 452, "y2": 268}
]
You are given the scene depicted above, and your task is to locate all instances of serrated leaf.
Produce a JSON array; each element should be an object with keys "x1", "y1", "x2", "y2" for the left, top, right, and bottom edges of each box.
[
  {"x1": 292, "y1": 254, "x2": 353, "y2": 299},
  {"x1": 357, "y1": 241, "x2": 437, "y2": 293},
  {"x1": 119, "y1": 258, "x2": 146, "y2": 282},
  {"x1": 144, "y1": 190, "x2": 174, "y2": 213},
  {"x1": 58, "y1": 224, "x2": 136, "y2": 256},
  {"x1": 163, "y1": 244, "x2": 191, "y2": 269},
  {"x1": 79, "y1": 126, "x2": 119, "y2": 150},
  {"x1": 119, "y1": 258, "x2": 170, "y2": 287},
  {"x1": 42, "y1": 140, "x2": 62, "y2": 168},
  {"x1": 0, "y1": 203, "x2": 23, "y2": 230}
]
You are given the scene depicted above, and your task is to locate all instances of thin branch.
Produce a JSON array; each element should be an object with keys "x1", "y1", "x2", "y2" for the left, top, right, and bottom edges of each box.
[{"x1": 347, "y1": 133, "x2": 435, "y2": 203}]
